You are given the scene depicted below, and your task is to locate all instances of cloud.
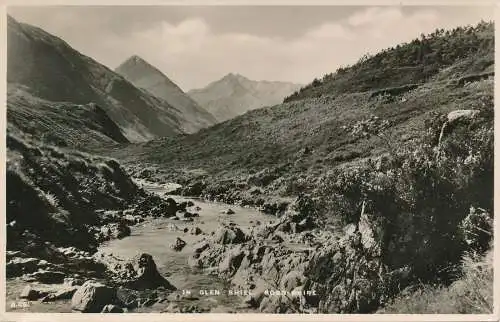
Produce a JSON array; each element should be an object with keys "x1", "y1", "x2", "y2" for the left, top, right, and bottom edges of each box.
[
  {"x1": 347, "y1": 7, "x2": 403, "y2": 27},
  {"x1": 8, "y1": 6, "x2": 494, "y2": 90}
]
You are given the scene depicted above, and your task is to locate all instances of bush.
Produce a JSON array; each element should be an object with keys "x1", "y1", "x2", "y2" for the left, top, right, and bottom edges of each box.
[
  {"x1": 318, "y1": 103, "x2": 493, "y2": 284},
  {"x1": 378, "y1": 248, "x2": 493, "y2": 313}
]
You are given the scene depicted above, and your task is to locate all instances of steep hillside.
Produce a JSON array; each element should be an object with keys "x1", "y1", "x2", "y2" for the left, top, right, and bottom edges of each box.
[
  {"x1": 7, "y1": 15, "x2": 186, "y2": 142},
  {"x1": 115, "y1": 56, "x2": 217, "y2": 133},
  {"x1": 285, "y1": 21, "x2": 493, "y2": 102},
  {"x1": 188, "y1": 73, "x2": 302, "y2": 122},
  {"x1": 7, "y1": 85, "x2": 129, "y2": 149},
  {"x1": 110, "y1": 21, "x2": 494, "y2": 203}
]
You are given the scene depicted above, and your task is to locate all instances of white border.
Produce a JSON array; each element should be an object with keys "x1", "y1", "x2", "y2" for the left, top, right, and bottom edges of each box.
[{"x1": 0, "y1": 1, "x2": 498, "y2": 321}]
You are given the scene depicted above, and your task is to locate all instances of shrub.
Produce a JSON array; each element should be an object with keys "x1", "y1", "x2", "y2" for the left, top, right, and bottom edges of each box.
[{"x1": 318, "y1": 102, "x2": 493, "y2": 283}]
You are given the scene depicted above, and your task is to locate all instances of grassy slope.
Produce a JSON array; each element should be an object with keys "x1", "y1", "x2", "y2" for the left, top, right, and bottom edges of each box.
[
  {"x1": 284, "y1": 21, "x2": 493, "y2": 102},
  {"x1": 7, "y1": 85, "x2": 129, "y2": 149},
  {"x1": 108, "y1": 22, "x2": 493, "y2": 194},
  {"x1": 7, "y1": 15, "x2": 184, "y2": 142},
  {"x1": 6, "y1": 132, "x2": 142, "y2": 251}
]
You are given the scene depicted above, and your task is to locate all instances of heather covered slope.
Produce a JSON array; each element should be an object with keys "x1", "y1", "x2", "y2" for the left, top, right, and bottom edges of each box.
[
  {"x1": 112, "y1": 22, "x2": 493, "y2": 183},
  {"x1": 188, "y1": 73, "x2": 302, "y2": 122},
  {"x1": 115, "y1": 56, "x2": 217, "y2": 133},
  {"x1": 284, "y1": 21, "x2": 493, "y2": 102},
  {"x1": 7, "y1": 15, "x2": 185, "y2": 142},
  {"x1": 7, "y1": 85, "x2": 129, "y2": 149}
]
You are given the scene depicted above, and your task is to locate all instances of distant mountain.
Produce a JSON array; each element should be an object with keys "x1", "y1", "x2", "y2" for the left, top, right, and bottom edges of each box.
[
  {"x1": 116, "y1": 56, "x2": 217, "y2": 133},
  {"x1": 188, "y1": 73, "x2": 302, "y2": 122},
  {"x1": 7, "y1": 15, "x2": 189, "y2": 143}
]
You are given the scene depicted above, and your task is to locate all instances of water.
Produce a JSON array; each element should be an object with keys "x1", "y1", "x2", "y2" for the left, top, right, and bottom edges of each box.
[{"x1": 99, "y1": 181, "x2": 274, "y2": 312}]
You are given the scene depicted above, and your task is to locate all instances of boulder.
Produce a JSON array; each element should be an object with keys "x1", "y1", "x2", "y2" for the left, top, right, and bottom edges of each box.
[
  {"x1": 41, "y1": 286, "x2": 79, "y2": 302},
  {"x1": 125, "y1": 254, "x2": 177, "y2": 290},
  {"x1": 280, "y1": 270, "x2": 305, "y2": 291},
  {"x1": 171, "y1": 238, "x2": 187, "y2": 252},
  {"x1": 190, "y1": 227, "x2": 203, "y2": 235},
  {"x1": 193, "y1": 241, "x2": 210, "y2": 254},
  {"x1": 214, "y1": 226, "x2": 246, "y2": 244},
  {"x1": 100, "y1": 222, "x2": 131, "y2": 240},
  {"x1": 163, "y1": 198, "x2": 178, "y2": 217},
  {"x1": 218, "y1": 248, "x2": 244, "y2": 275},
  {"x1": 20, "y1": 285, "x2": 45, "y2": 300},
  {"x1": 29, "y1": 270, "x2": 65, "y2": 284},
  {"x1": 221, "y1": 209, "x2": 235, "y2": 215},
  {"x1": 6, "y1": 257, "x2": 40, "y2": 277},
  {"x1": 71, "y1": 281, "x2": 116, "y2": 313}
]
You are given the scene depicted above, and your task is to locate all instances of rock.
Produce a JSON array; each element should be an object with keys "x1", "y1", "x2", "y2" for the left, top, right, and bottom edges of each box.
[
  {"x1": 6, "y1": 257, "x2": 40, "y2": 277},
  {"x1": 29, "y1": 270, "x2": 65, "y2": 284},
  {"x1": 214, "y1": 226, "x2": 246, "y2": 244},
  {"x1": 358, "y1": 209, "x2": 380, "y2": 254},
  {"x1": 101, "y1": 304, "x2": 124, "y2": 313},
  {"x1": 218, "y1": 248, "x2": 244, "y2": 275},
  {"x1": 20, "y1": 285, "x2": 43, "y2": 300},
  {"x1": 71, "y1": 281, "x2": 117, "y2": 313},
  {"x1": 125, "y1": 254, "x2": 177, "y2": 290},
  {"x1": 190, "y1": 227, "x2": 203, "y2": 235},
  {"x1": 271, "y1": 234, "x2": 284, "y2": 243},
  {"x1": 280, "y1": 270, "x2": 305, "y2": 291},
  {"x1": 193, "y1": 241, "x2": 210, "y2": 254},
  {"x1": 171, "y1": 238, "x2": 187, "y2": 252},
  {"x1": 183, "y1": 212, "x2": 198, "y2": 218},
  {"x1": 96, "y1": 253, "x2": 176, "y2": 291},
  {"x1": 177, "y1": 201, "x2": 189, "y2": 212},
  {"x1": 100, "y1": 222, "x2": 131, "y2": 240},
  {"x1": 438, "y1": 109, "x2": 480, "y2": 146},
  {"x1": 163, "y1": 198, "x2": 178, "y2": 217},
  {"x1": 41, "y1": 286, "x2": 79, "y2": 302},
  {"x1": 221, "y1": 209, "x2": 235, "y2": 215}
]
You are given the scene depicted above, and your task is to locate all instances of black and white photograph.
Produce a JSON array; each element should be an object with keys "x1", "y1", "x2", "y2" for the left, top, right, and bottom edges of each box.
[{"x1": 3, "y1": 2, "x2": 496, "y2": 317}]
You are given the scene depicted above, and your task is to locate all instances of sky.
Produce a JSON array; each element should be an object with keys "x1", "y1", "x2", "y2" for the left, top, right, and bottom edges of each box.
[{"x1": 8, "y1": 5, "x2": 495, "y2": 91}]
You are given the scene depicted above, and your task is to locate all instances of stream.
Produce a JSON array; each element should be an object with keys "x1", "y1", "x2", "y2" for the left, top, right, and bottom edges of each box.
[{"x1": 98, "y1": 180, "x2": 275, "y2": 312}]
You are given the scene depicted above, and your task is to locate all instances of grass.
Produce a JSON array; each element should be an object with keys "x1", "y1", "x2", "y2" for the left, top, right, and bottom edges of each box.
[{"x1": 378, "y1": 248, "x2": 493, "y2": 314}]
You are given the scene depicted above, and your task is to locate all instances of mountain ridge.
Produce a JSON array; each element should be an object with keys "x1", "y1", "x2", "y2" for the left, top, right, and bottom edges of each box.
[
  {"x1": 188, "y1": 73, "x2": 302, "y2": 122},
  {"x1": 7, "y1": 15, "x2": 191, "y2": 143},
  {"x1": 115, "y1": 55, "x2": 217, "y2": 133}
]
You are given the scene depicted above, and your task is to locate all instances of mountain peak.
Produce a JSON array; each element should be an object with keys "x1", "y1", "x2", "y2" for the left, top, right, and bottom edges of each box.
[
  {"x1": 221, "y1": 73, "x2": 250, "y2": 84},
  {"x1": 120, "y1": 55, "x2": 153, "y2": 69}
]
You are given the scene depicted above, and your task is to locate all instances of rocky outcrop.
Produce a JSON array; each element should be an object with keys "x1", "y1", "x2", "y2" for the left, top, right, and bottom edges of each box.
[
  {"x1": 438, "y1": 109, "x2": 479, "y2": 147},
  {"x1": 71, "y1": 281, "x2": 117, "y2": 313},
  {"x1": 94, "y1": 253, "x2": 176, "y2": 291},
  {"x1": 214, "y1": 225, "x2": 246, "y2": 244}
]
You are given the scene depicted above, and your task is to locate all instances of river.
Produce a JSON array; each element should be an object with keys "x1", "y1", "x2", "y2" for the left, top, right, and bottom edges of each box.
[{"x1": 98, "y1": 180, "x2": 275, "y2": 312}]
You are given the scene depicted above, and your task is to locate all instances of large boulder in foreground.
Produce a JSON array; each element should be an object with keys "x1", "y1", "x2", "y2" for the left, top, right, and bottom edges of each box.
[
  {"x1": 71, "y1": 281, "x2": 116, "y2": 313},
  {"x1": 96, "y1": 253, "x2": 176, "y2": 291}
]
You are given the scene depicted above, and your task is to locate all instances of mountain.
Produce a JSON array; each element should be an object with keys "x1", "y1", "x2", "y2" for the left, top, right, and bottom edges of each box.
[
  {"x1": 188, "y1": 73, "x2": 302, "y2": 122},
  {"x1": 7, "y1": 85, "x2": 129, "y2": 148},
  {"x1": 112, "y1": 21, "x2": 494, "y2": 196},
  {"x1": 285, "y1": 21, "x2": 494, "y2": 102},
  {"x1": 7, "y1": 15, "x2": 191, "y2": 143},
  {"x1": 115, "y1": 56, "x2": 217, "y2": 133}
]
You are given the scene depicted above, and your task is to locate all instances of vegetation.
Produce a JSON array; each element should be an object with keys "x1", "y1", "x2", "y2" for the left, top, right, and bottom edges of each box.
[
  {"x1": 285, "y1": 21, "x2": 493, "y2": 102},
  {"x1": 378, "y1": 247, "x2": 493, "y2": 313}
]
